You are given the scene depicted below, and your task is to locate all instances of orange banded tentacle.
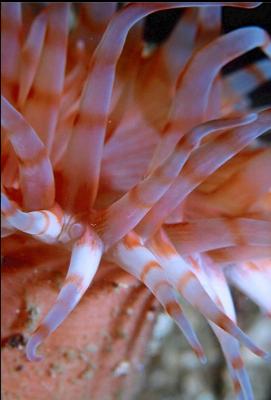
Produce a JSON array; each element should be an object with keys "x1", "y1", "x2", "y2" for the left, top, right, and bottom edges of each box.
[
  {"x1": 97, "y1": 114, "x2": 256, "y2": 249},
  {"x1": 213, "y1": 325, "x2": 253, "y2": 400},
  {"x1": 160, "y1": 8, "x2": 199, "y2": 85},
  {"x1": 207, "y1": 245, "x2": 271, "y2": 265},
  {"x1": 201, "y1": 148, "x2": 271, "y2": 216},
  {"x1": 137, "y1": 109, "x2": 271, "y2": 240},
  {"x1": 149, "y1": 27, "x2": 271, "y2": 172},
  {"x1": 1, "y1": 2, "x2": 22, "y2": 103},
  {"x1": 196, "y1": 6, "x2": 221, "y2": 49},
  {"x1": 147, "y1": 229, "x2": 269, "y2": 359},
  {"x1": 223, "y1": 58, "x2": 271, "y2": 101},
  {"x1": 110, "y1": 231, "x2": 206, "y2": 364},
  {"x1": 18, "y1": 11, "x2": 47, "y2": 108},
  {"x1": 1, "y1": 95, "x2": 55, "y2": 210},
  {"x1": 1, "y1": 191, "x2": 63, "y2": 243},
  {"x1": 22, "y1": 3, "x2": 69, "y2": 152},
  {"x1": 61, "y1": 2, "x2": 261, "y2": 211},
  {"x1": 26, "y1": 227, "x2": 103, "y2": 361},
  {"x1": 165, "y1": 217, "x2": 271, "y2": 254},
  {"x1": 194, "y1": 255, "x2": 254, "y2": 400},
  {"x1": 226, "y1": 262, "x2": 271, "y2": 316}
]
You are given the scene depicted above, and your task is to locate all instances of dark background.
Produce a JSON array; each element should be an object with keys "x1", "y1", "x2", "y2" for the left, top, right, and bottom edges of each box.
[{"x1": 142, "y1": 3, "x2": 271, "y2": 112}]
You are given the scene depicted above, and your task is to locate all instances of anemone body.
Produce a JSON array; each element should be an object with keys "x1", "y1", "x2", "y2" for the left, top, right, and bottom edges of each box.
[{"x1": 1, "y1": 3, "x2": 271, "y2": 400}]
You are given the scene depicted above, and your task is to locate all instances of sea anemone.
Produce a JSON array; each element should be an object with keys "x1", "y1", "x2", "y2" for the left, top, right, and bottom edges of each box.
[{"x1": 1, "y1": 2, "x2": 271, "y2": 399}]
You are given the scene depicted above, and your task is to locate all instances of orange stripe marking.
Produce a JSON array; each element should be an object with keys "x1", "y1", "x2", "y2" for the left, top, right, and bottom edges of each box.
[
  {"x1": 35, "y1": 211, "x2": 50, "y2": 235},
  {"x1": 153, "y1": 167, "x2": 175, "y2": 186},
  {"x1": 151, "y1": 230, "x2": 176, "y2": 258},
  {"x1": 177, "y1": 271, "x2": 195, "y2": 291},
  {"x1": 34, "y1": 323, "x2": 50, "y2": 339},
  {"x1": 233, "y1": 378, "x2": 241, "y2": 394},
  {"x1": 153, "y1": 280, "x2": 169, "y2": 295},
  {"x1": 140, "y1": 261, "x2": 162, "y2": 282},
  {"x1": 164, "y1": 301, "x2": 181, "y2": 316},
  {"x1": 65, "y1": 274, "x2": 84, "y2": 292},
  {"x1": 28, "y1": 86, "x2": 60, "y2": 106},
  {"x1": 215, "y1": 313, "x2": 232, "y2": 332},
  {"x1": 231, "y1": 356, "x2": 244, "y2": 370},
  {"x1": 123, "y1": 232, "x2": 142, "y2": 249},
  {"x1": 17, "y1": 147, "x2": 47, "y2": 169},
  {"x1": 129, "y1": 186, "x2": 154, "y2": 209}
]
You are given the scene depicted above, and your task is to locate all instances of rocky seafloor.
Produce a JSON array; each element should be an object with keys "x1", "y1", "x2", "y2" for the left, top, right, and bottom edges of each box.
[{"x1": 139, "y1": 292, "x2": 271, "y2": 400}]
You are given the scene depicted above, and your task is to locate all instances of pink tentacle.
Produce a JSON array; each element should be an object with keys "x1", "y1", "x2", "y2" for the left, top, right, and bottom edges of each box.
[
  {"x1": 146, "y1": 230, "x2": 269, "y2": 359},
  {"x1": 226, "y1": 262, "x2": 271, "y2": 316},
  {"x1": 96, "y1": 114, "x2": 256, "y2": 248},
  {"x1": 165, "y1": 217, "x2": 271, "y2": 254},
  {"x1": 18, "y1": 11, "x2": 47, "y2": 108},
  {"x1": 207, "y1": 245, "x2": 271, "y2": 265},
  {"x1": 149, "y1": 26, "x2": 270, "y2": 171},
  {"x1": 109, "y1": 231, "x2": 206, "y2": 363},
  {"x1": 200, "y1": 148, "x2": 271, "y2": 216},
  {"x1": 1, "y1": 95, "x2": 55, "y2": 210},
  {"x1": 61, "y1": 2, "x2": 261, "y2": 211},
  {"x1": 195, "y1": 255, "x2": 254, "y2": 400},
  {"x1": 26, "y1": 227, "x2": 103, "y2": 361},
  {"x1": 22, "y1": 3, "x2": 69, "y2": 152},
  {"x1": 137, "y1": 109, "x2": 271, "y2": 240},
  {"x1": 1, "y1": 2, "x2": 22, "y2": 103}
]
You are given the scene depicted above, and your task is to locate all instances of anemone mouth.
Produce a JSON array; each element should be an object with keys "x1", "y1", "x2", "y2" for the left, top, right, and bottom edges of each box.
[{"x1": 1, "y1": 2, "x2": 271, "y2": 400}]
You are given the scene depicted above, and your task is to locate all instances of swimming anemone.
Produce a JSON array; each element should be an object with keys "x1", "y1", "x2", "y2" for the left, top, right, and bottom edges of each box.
[{"x1": 1, "y1": 2, "x2": 271, "y2": 399}]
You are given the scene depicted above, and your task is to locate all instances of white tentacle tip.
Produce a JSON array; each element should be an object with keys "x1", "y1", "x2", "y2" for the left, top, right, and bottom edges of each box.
[
  {"x1": 26, "y1": 336, "x2": 44, "y2": 362},
  {"x1": 195, "y1": 347, "x2": 207, "y2": 365}
]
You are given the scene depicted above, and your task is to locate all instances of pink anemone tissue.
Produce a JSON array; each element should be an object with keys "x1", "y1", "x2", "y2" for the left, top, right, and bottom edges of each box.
[{"x1": 1, "y1": 2, "x2": 271, "y2": 400}]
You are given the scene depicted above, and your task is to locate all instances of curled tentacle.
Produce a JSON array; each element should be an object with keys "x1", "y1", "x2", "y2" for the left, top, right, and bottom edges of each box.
[
  {"x1": 149, "y1": 26, "x2": 271, "y2": 171},
  {"x1": 26, "y1": 227, "x2": 103, "y2": 361},
  {"x1": 1, "y1": 191, "x2": 63, "y2": 243}
]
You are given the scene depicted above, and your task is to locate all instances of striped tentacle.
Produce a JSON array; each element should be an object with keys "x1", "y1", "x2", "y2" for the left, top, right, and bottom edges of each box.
[
  {"x1": 1, "y1": 95, "x2": 55, "y2": 210},
  {"x1": 222, "y1": 58, "x2": 271, "y2": 113},
  {"x1": 197, "y1": 148, "x2": 271, "y2": 217},
  {"x1": 18, "y1": 10, "x2": 47, "y2": 108},
  {"x1": 22, "y1": 3, "x2": 69, "y2": 152},
  {"x1": 194, "y1": 256, "x2": 254, "y2": 400},
  {"x1": 51, "y1": 43, "x2": 88, "y2": 166},
  {"x1": 26, "y1": 227, "x2": 103, "y2": 361},
  {"x1": 1, "y1": 191, "x2": 63, "y2": 244},
  {"x1": 60, "y1": 2, "x2": 261, "y2": 211},
  {"x1": 137, "y1": 109, "x2": 271, "y2": 240},
  {"x1": 195, "y1": 6, "x2": 221, "y2": 49},
  {"x1": 226, "y1": 261, "x2": 271, "y2": 317},
  {"x1": 73, "y1": 3, "x2": 117, "y2": 55},
  {"x1": 147, "y1": 229, "x2": 269, "y2": 359},
  {"x1": 1, "y1": 2, "x2": 22, "y2": 103},
  {"x1": 1, "y1": 145, "x2": 19, "y2": 190},
  {"x1": 1, "y1": 216, "x2": 15, "y2": 238},
  {"x1": 165, "y1": 217, "x2": 271, "y2": 254},
  {"x1": 158, "y1": 8, "x2": 199, "y2": 85},
  {"x1": 207, "y1": 245, "x2": 271, "y2": 265},
  {"x1": 96, "y1": 114, "x2": 256, "y2": 248},
  {"x1": 109, "y1": 231, "x2": 206, "y2": 363},
  {"x1": 149, "y1": 26, "x2": 271, "y2": 172}
]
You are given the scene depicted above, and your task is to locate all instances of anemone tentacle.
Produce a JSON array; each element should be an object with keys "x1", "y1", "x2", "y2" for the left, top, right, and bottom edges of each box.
[{"x1": 1, "y1": 3, "x2": 270, "y2": 399}]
